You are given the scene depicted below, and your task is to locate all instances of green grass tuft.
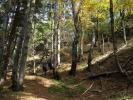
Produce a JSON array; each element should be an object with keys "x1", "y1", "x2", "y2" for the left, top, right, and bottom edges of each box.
[
  {"x1": 65, "y1": 77, "x2": 79, "y2": 85},
  {"x1": 48, "y1": 82, "x2": 86, "y2": 97}
]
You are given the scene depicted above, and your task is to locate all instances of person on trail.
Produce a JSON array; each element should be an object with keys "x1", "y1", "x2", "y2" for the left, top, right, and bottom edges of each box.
[
  {"x1": 42, "y1": 54, "x2": 60, "y2": 80},
  {"x1": 42, "y1": 55, "x2": 54, "y2": 75}
]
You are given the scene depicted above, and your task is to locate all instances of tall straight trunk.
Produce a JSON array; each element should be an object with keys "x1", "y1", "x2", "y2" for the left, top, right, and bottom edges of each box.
[
  {"x1": 51, "y1": 20, "x2": 54, "y2": 53},
  {"x1": 18, "y1": 0, "x2": 35, "y2": 88},
  {"x1": 18, "y1": 23, "x2": 32, "y2": 90},
  {"x1": 50, "y1": 3, "x2": 54, "y2": 54},
  {"x1": 0, "y1": 12, "x2": 7, "y2": 65},
  {"x1": 69, "y1": 0, "x2": 79, "y2": 76},
  {"x1": 57, "y1": 28, "x2": 61, "y2": 65},
  {"x1": 57, "y1": 1, "x2": 61, "y2": 65},
  {"x1": 96, "y1": 15, "x2": 101, "y2": 52},
  {"x1": 10, "y1": 35, "x2": 18, "y2": 58},
  {"x1": 3, "y1": 12, "x2": 10, "y2": 45},
  {"x1": 78, "y1": 28, "x2": 84, "y2": 62},
  {"x1": 53, "y1": 1, "x2": 57, "y2": 68},
  {"x1": 12, "y1": 28, "x2": 25, "y2": 91},
  {"x1": 0, "y1": 1, "x2": 10, "y2": 85},
  {"x1": 0, "y1": 30, "x2": 4, "y2": 85},
  {"x1": 33, "y1": 44, "x2": 36, "y2": 74},
  {"x1": 70, "y1": 39, "x2": 78, "y2": 76},
  {"x1": 12, "y1": 0, "x2": 35, "y2": 91},
  {"x1": 32, "y1": 23, "x2": 36, "y2": 74},
  {"x1": 122, "y1": 20, "x2": 127, "y2": 44},
  {"x1": 81, "y1": 30, "x2": 84, "y2": 56},
  {"x1": 0, "y1": 32, "x2": 4, "y2": 73},
  {"x1": 120, "y1": 9, "x2": 127, "y2": 45},
  {"x1": 87, "y1": 29, "x2": 96, "y2": 71},
  {"x1": 101, "y1": 33, "x2": 105, "y2": 54},
  {"x1": 0, "y1": 3, "x2": 20, "y2": 81},
  {"x1": 107, "y1": 36, "x2": 110, "y2": 50},
  {"x1": 69, "y1": 0, "x2": 82, "y2": 76},
  {"x1": 109, "y1": 0, "x2": 123, "y2": 73},
  {"x1": 53, "y1": 0, "x2": 61, "y2": 67},
  {"x1": 78, "y1": 43, "x2": 81, "y2": 62},
  {"x1": 53, "y1": 29, "x2": 57, "y2": 67}
]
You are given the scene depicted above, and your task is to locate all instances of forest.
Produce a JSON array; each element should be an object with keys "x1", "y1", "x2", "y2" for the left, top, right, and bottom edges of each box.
[{"x1": 0, "y1": 0, "x2": 133, "y2": 99}]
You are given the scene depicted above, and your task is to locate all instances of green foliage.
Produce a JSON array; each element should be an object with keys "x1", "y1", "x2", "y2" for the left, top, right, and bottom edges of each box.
[
  {"x1": 48, "y1": 79, "x2": 86, "y2": 97},
  {"x1": 65, "y1": 77, "x2": 78, "y2": 85},
  {"x1": 48, "y1": 85, "x2": 70, "y2": 96},
  {"x1": 33, "y1": 20, "x2": 51, "y2": 45},
  {"x1": 48, "y1": 84, "x2": 86, "y2": 97}
]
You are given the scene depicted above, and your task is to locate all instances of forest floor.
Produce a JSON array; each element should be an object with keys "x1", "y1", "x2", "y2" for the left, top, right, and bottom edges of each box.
[{"x1": 0, "y1": 39, "x2": 133, "y2": 100}]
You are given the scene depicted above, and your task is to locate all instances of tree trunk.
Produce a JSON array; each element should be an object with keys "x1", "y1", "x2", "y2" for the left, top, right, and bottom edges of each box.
[
  {"x1": 51, "y1": 18, "x2": 54, "y2": 54},
  {"x1": 87, "y1": 29, "x2": 96, "y2": 71},
  {"x1": 109, "y1": 0, "x2": 124, "y2": 73},
  {"x1": 32, "y1": 44, "x2": 36, "y2": 74},
  {"x1": 69, "y1": 39, "x2": 78, "y2": 76},
  {"x1": 53, "y1": 0, "x2": 61, "y2": 68},
  {"x1": 0, "y1": 3, "x2": 20, "y2": 81},
  {"x1": 69, "y1": 0, "x2": 82, "y2": 76},
  {"x1": 107, "y1": 36, "x2": 110, "y2": 50},
  {"x1": 10, "y1": 35, "x2": 18, "y2": 58},
  {"x1": 32, "y1": 21, "x2": 36, "y2": 74},
  {"x1": 57, "y1": 28, "x2": 61, "y2": 65},
  {"x1": 78, "y1": 28, "x2": 84, "y2": 62},
  {"x1": 122, "y1": 20, "x2": 127, "y2": 45},
  {"x1": 96, "y1": 15, "x2": 101, "y2": 52},
  {"x1": 12, "y1": 0, "x2": 35, "y2": 91},
  {"x1": 0, "y1": 32, "x2": 4, "y2": 81},
  {"x1": 18, "y1": 24, "x2": 32, "y2": 91},
  {"x1": 102, "y1": 33, "x2": 105, "y2": 54},
  {"x1": 12, "y1": 27, "x2": 25, "y2": 91},
  {"x1": 120, "y1": 9, "x2": 127, "y2": 45},
  {"x1": 53, "y1": 0, "x2": 58, "y2": 68},
  {"x1": 81, "y1": 30, "x2": 84, "y2": 56},
  {"x1": 41, "y1": 1, "x2": 61, "y2": 79}
]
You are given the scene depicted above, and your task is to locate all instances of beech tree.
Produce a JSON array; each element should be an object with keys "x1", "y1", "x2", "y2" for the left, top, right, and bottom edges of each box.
[
  {"x1": 69, "y1": 0, "x2": 83, "y2": 76},
  {"x1": 109, "y1": 0, "x2": 124, "y2": 73},
  {"x1": 11, "y1": 0, "x2": 36, "y2": 91},
  {"x1": 0, "y1": 0, "x2": 20, "y2": 82}
]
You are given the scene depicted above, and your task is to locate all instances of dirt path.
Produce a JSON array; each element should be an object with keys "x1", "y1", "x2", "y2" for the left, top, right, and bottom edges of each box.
[{"x1": 0, "y1": 75, "x2": 57, "y2": 100}]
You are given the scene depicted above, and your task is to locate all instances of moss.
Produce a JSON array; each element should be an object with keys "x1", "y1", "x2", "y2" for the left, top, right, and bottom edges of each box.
[
  {"x1": 48, "y1": 83, "x2": 86, "y2": 97},
  {"x1": 48, "y1": 85, "x2": 70, "y2": 96},
  {"x1": 65, "y1": 77, "x2": 79, "y2": 85}
]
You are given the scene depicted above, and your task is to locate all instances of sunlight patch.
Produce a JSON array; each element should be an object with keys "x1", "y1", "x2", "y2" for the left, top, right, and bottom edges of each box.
[{"x1": 92, "y1": 44, "x2": 127, "y2": 64}]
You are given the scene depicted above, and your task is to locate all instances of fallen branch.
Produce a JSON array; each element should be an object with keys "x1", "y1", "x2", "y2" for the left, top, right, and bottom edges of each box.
[
  {"x1": 89, "y1": 69, "x2": 133, "y2": 80},
  {"x1": 92, "y1": 51, "x2": 113, "y2": 65},
  {"x1": 81, "y1": 82, "x2": 94, "y2": 95},
  {"x1": 91, "y1": 44, "x2": 127, "y2": 65},
  {"x1": 73, "y1": 80, "x2": 86, "y2": 87},
  {"x1": 89, "y1": 70, "x2": 119, "y2": 79}
]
